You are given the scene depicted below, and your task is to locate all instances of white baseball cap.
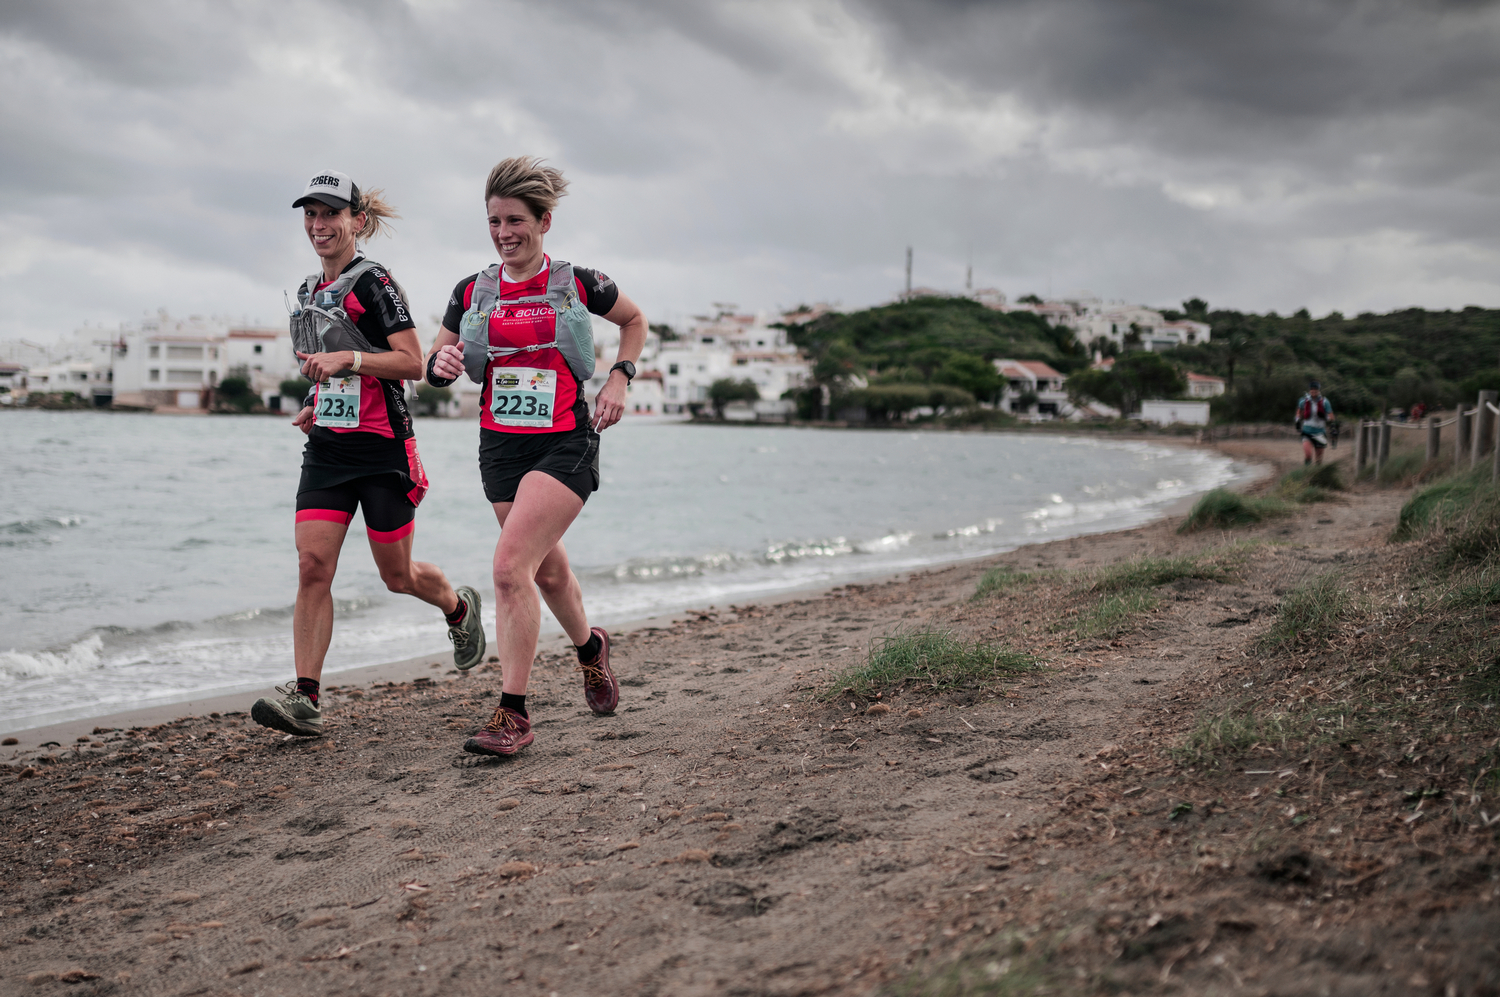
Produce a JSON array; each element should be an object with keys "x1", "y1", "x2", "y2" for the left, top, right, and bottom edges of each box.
[{"x1": 293, "y1": 171, "x2": 359, "y2": 211}]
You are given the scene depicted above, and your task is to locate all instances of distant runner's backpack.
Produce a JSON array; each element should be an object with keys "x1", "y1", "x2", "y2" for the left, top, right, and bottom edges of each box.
[
  {"x1": 458, "y1": 259, "x2": 596, "y2": 385},
  {"x1": 288, "y1": 256, "x2": 392, "y2": 381}
]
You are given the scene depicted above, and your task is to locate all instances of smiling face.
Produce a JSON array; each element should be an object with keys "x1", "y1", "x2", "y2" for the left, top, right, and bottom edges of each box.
[
  {"x1": 303, "y1": 201, "x2": 363, "y2": 263},
  {"x1": 487, "y1": 196, "x2": 551, "y2": 278}
]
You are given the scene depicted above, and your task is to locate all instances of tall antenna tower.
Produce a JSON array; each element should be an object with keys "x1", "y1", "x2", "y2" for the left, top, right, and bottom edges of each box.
[
  {"x1": 966, "y1": 245, "x2": 973, "y2": 293},
  {"x1": 904, "y1": 247, "x2": 912, "y2": 301}
]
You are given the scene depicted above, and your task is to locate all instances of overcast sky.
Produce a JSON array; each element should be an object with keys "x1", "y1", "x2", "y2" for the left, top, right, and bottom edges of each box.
[{"x1": 3, "y1": 0, "x2": 1498, "y2": 341}]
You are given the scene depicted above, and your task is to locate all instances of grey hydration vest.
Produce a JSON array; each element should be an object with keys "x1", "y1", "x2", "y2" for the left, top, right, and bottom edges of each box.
[
  {"x1": 288, "y1": 256, "x2": 391, "y2": 381},
  {"x1": 458, "y1": 259, "x2": 596, "y2": 385}
]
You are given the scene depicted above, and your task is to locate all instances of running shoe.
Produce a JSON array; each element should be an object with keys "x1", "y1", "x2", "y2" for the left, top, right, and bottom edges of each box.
[
  {"x1": 463, "y1": 706, "x2": 533, "y2": 756},
  {"x1": 251, "y1": 685, "x2": 323, "y2": 737},
  {"x1": 449, "y1": 585, "x2": 487, "y2": 670},
  {"x1": 578, "y1": 627, "x2": 619, "y2": 715}
]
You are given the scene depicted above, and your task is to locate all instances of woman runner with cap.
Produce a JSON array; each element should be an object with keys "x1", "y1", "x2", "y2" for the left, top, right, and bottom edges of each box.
[
  {"x1": 426, "y1": 156, "x2": 647, "y2": 756},
  {"x1": 249, "y1": 171, "x2": 487, "y2": 738}
]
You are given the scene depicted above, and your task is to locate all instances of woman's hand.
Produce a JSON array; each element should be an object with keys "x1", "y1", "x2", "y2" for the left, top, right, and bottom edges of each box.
[
  {"x1": 292, "y1": 404, "x2": 316, "y2": 435},
  {"x1": 593, "y1": 370, "x2": 628, "y2": 432},
  {"x1": 297, "y1": 350, "x2": 353, "y2": 382},
  {"x1": 432, "y1": 343, "x2": 465, "y2": 381}
]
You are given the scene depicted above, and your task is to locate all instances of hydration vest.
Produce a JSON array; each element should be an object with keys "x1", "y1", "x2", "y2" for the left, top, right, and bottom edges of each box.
[
  {"x1": 458, "y1": 259, "x2": 596, "y2": 386},
  {"x1": 288, "y1": 256, "x2": 392, "y2": 381}
]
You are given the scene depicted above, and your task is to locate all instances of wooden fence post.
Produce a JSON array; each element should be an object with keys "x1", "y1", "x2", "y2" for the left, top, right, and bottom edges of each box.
[
  {"x1": 1477, "y1": 390, "x2": 1499, "y2": 469},
  {"x1": 1493, "y1": 413, "x2": 1500, "y2": 483},
  {"x1": 1375, "y1": 419, "x2": 1387, "y2": 481},
  {"x1": 1354, "y1": 420, "x2": 1366, "y2": 474},
  {"x1": 1427, "y1": 416, "x2": 1440, "y2": 464},
  {"x1": 1458, "y1": 405, "x2": 1471, "y2": 465}
]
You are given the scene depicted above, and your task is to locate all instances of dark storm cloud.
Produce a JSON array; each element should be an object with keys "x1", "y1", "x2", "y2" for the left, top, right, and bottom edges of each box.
[{"x1": 1, "y1": 0, "x2": 1498, "y2": 342}]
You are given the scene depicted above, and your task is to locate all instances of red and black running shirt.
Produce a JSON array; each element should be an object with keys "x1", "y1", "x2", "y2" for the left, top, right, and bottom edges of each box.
[
  {"x1": 441, "y1": 260, "x2": 619, "y2": 434},
  {"x1": 310, "y1": 257, "x2": 416, "y2": 443}
]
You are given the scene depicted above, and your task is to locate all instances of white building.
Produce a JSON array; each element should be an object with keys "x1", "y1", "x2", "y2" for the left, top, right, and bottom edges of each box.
[
  {"x1": 1186, "y1": 372, "x2": 1226, "y2": 398},
  {"x1": 625, "y1": 370, "x2": 666, "y2": 415},
  {"x1": 225, "y1": 329, "x2": 299, "y2": 408},
  {"x1": 993, "y1": 359, "x2": 1076, "y2": 420},
  {"x1": 111, "y1": 313, "x2": 230, "y2": 410},
  {"x1": 1140, "y1": 399, "x2": 1211, "y2": 426},
  {"x1": 1009, "y1": 298, "x2": 1211, "y2": 352},
  {"x1": 0, "y1": 361, "x2": 25, "y2": 402},
  {"x1": 650, "y1": 309, "x2": 810, "y2": 414}
]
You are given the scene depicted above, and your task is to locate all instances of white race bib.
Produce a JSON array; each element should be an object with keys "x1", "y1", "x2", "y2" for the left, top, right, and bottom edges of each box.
[
  {"x1": 490, "y1": 366, "x2": 556, "y2": 428},
  {"x1": 315, "y1": 376, "x2": 361, "y2": 429}
]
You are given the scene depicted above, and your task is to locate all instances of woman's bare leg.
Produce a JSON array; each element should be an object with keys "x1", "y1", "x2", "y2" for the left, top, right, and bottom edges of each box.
[
  {"x1": 292, "y1": 519, "x2": 349, "y2": 683},
  {"x1": 490, "y1": 472, "x2": 585, "y2": 696}
]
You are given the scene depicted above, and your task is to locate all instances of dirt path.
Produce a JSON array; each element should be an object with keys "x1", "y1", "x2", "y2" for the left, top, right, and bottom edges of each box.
[{"x1": 5, "y1": 441, "x2": 1487, "y2": 996}]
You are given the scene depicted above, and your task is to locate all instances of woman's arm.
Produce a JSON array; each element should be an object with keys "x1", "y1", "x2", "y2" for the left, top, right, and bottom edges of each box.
[
  {"x1": 592, "y1": 293, "x2": 647, "y2": 432},
  {"x1": 427, "y1": 327, "x2": 464, "y2": 384},
  {"x1": 296, "y1": 328, "x2": 425, "y2": 383}
]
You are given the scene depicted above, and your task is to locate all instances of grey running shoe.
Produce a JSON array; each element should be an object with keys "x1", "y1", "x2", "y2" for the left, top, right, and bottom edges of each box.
[
  {"x1": 251, "y1": 684, "x2": 323, "y2": 737},
  {"x1": 449, "y1": 585, "x2": 487, "y2": 670}
]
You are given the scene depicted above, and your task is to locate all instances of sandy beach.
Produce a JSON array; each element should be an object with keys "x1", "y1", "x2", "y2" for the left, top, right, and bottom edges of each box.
[{"x1": 4, "y1": 437, "x2": 1495, "y2": 996}]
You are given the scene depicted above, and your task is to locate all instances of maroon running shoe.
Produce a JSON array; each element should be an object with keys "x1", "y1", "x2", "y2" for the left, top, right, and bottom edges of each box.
[
  {"x1": 578, "y1": 627, "x2": 619, "y2": 715},
  {"x1": 463, "y1": 706, "x2": 533, "y2": 756}
]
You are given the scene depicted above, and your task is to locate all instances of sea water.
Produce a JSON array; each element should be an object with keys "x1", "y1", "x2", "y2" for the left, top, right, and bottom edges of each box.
[{"x1": 0, "y1": 411, "x2": 1243, "y2": 729}]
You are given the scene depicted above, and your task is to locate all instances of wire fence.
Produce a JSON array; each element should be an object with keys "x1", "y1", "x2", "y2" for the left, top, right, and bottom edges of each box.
[{"x1": 1352, "y1": 390, "x2": 1500, "y2": 482}]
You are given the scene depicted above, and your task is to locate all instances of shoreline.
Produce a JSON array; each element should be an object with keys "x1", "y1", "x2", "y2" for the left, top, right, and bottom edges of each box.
[{"x1": 0, "y1": 435, "x2": 1271, "y2": 750}]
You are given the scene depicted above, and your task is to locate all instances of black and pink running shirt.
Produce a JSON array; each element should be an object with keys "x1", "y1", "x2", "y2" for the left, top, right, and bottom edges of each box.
[
  {"x1": 309, "y1": 258, "x2": 417, "y2": 443},
  {"x1": 441, "y1": 263, "x2": 619, "y2": 434}
]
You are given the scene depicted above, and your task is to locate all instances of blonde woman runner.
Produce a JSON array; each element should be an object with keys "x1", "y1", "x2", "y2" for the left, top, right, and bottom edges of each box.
[
  {"x1": 250, "y1": 171, "x2": 487, "y2": 737},
  {"x1": 426, "y1": 157, "x2": 646, "y2": 755}
]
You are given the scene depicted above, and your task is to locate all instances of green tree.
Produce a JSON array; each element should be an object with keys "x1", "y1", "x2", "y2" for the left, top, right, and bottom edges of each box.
[
  {"x1": 1067, "y1": 352, "x2": 1185, "y2": 416},
  {"x1": 935, "y1": 353, "x2": 1002, "y2": 403},
  {"x1": 708, "y1": 377, "x2": 759, "y2": 418},
  {"x1": 280, "y1": 378, "x2": 309, "y2": 400},
  {"x1": 217, "y1": 376, "x2": 257, "y2": 413},
  {"x1": 649, "y1": 322, "x2": 679, "y2": 342}
]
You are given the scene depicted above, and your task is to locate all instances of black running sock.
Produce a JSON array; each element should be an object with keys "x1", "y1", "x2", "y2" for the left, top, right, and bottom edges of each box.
[
  {"x1": 296, "y1": 677, "x2": 320, "y2": 707},
  {"x1": 444, "y1": 599, "x2": 467, "y2": 626},
  {"x1": 499, "y1": 692, "x2": 527, "y2": 719},
  {"x1": 576, "y1": 633, "x2": 602, "y2": 663}
]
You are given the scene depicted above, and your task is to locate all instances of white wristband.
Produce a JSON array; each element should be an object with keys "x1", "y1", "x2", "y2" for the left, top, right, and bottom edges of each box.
[{"x1": 351, "y1": 351, "x2": 362, "y2": 373}]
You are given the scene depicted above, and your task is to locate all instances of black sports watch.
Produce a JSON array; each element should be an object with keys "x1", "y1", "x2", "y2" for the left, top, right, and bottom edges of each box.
[{"x1": 609, "y1": 360, "x2": 636, "y2": 383}]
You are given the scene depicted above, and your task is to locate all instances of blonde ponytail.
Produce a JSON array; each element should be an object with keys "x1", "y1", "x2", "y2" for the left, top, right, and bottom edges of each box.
[{"x1": 352, "y1": 187, "x2": 399, "y2": 241}]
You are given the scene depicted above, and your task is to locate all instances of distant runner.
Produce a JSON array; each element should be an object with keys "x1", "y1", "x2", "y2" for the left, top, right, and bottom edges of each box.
[
  {"x1": 251, "y1": 171, "x2": 486, "y2": 738},
  {"x1": 1295, "y1": 380, "x2": 1333, "y2": 466},
  {"x1": 426, "y1": 156, "x2": 647, "y2": 757}
]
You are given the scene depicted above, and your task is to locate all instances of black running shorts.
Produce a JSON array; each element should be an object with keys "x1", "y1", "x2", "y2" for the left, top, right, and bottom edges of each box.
[
  {"x1": 296, "y1": 476, "x2": 417, "y2": 543},
  {"x1": 479, "y1": 426, "x2": 600, "y2": 505}
]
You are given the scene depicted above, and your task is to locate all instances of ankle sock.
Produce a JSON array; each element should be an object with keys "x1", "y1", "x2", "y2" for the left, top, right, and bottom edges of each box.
[
  {"x1": 499, "y1": 692, "x2": 527, "y2": 719},
  {"x1": 444, "y1": 599, "x2": 467, "y2": 626},
  {"x1": 576, "y1": 633, "x2": 602, "y2": 663},
  {"x1": 296, "y1": 677, "x2": 320, "y2": 707}
]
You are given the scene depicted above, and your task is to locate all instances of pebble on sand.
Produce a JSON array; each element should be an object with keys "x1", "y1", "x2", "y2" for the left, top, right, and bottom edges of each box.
[
  {"x1": 493, "y1": 798, "x2": 522, "y2": 811},
  {"x1": 495, "y1": 861, "x2": 536, "y2": 879},
  {"x1": 168, "y1": 891, "x2": 201, "y2": 904}
]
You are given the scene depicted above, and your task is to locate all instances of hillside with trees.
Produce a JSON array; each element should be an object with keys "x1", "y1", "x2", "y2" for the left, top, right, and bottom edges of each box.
[
  {"x1": 783, "y1": 296, "x2": 1086, "y2": 416},
  {"x1": 781, "y1": 295, "x2": 1500, "y2": 423},
  {"x1": 1163, "y1": 302, "x2": 1500, "y2": 420}
]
